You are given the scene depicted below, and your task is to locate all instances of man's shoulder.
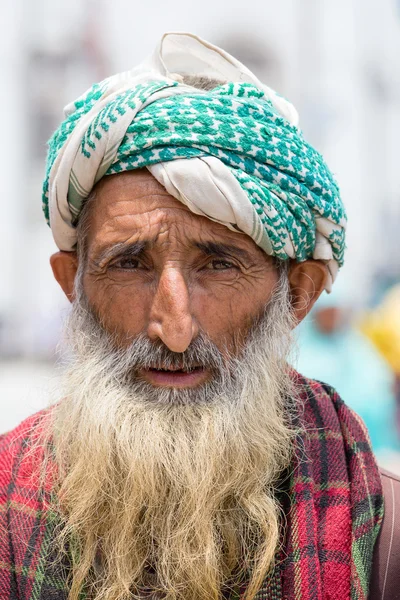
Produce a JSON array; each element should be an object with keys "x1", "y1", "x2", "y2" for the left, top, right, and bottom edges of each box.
[
  {"x1": 0, "y1": 410, "x2": 56, "y2": 599},
  {"x1": 0, "y1": 408, "x2": 51, "y2": 452},
  {"x1": 292, "y1": 370, "x2": 368, "y2": 421},
  {"x1": 370, "y1": 468, "x2": 400, "y2": 598},
  {"x1": 0, "y1": 408, "x2": 52, "y2": 490},
  {"x1": 291, "y1": 369, "x2": 342, "y2": 404},
  {"x1": 292, "y1": 369, "x2": 371, "y2": 440}
]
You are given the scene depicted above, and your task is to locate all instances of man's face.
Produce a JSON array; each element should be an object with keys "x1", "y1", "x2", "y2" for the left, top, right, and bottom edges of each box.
[{"x1": 80, "y1": 169, "x2": 280, "y2": 390}]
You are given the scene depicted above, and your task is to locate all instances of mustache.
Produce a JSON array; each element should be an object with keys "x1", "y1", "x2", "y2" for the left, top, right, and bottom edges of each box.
[{"x1": 112, "y1": 331, "x2": 227, "y2": 374}]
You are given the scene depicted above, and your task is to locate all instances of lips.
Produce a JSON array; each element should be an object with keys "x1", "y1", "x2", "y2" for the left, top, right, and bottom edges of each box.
[
  {"x1": 149, "y1": 366, "x2": 202, "y2": 373},
  {"x1": 139, "y1": 366, "x2": 209, "y2": 388}
]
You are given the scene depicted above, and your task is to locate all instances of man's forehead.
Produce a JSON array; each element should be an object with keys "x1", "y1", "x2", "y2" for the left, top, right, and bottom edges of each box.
[
  {"x1": 86, "y1": 170, "x2": 266, "y2": 259},
  {"x1": 92, "y1": 169, "x2": 181, "y2": 216}
]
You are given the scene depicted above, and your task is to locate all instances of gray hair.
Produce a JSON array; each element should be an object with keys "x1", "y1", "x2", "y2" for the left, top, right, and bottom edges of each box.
[{"x1": 180, "y1": 74, "x2": 226, "y2": 90}]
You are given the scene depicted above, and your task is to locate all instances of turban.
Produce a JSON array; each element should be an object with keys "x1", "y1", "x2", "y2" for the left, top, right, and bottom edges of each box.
[{"x1": 43, "y1": 32, "x2": 346, "y2": 290}]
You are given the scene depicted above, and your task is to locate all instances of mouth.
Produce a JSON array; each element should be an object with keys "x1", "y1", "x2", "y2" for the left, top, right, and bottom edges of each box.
[{"x1": 139, "y1": 366, "x2": 209, "y2": 388}]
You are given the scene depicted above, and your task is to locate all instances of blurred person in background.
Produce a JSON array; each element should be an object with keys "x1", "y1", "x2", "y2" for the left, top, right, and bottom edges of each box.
[
  {"x1": 296, "y1": 282, "x2": 400, "y2": 456},
  {"x1": 361, "y1": 284, "x2": 400, "y2": 436},
  {"x1": 0, "y1": 32, "x2": 398, "y2": 600}
]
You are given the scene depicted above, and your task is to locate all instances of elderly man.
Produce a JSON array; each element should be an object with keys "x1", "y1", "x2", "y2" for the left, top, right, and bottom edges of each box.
[{"x1": 0, "y1": 33, "x2": 398, "y2": 600}]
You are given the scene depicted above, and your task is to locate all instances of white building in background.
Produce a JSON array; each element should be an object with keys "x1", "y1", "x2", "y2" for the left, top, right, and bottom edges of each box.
[
  {"x1": 1, "y1": 0, "x2": 109, "y2": 358},
  {"x1": 0, "y1": 0, "x2": 399, "y2": 370}
]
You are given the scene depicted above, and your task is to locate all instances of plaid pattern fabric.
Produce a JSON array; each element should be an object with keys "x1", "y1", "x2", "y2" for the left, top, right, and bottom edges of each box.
[
  {"x1": 256, "y1": 374, "x2": 384, "y2": 600},
  {"x1": 0, "y1": 373, "x2": 383, "y2": 600}
]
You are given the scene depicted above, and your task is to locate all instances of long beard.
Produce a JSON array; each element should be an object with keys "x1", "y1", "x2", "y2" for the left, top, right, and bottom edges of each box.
[{"x1": 45, "y1": 276, "x2": 297, "y2": 600}]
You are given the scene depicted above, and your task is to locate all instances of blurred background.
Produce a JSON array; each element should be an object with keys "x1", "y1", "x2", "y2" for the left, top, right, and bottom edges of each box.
[{"x1": 1, "y1": 0, "x2": 400, "y2": 467}]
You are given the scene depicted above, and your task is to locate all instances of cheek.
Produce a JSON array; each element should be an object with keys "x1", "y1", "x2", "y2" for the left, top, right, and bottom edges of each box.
[
  {"x1": 84, "y1": 277, "x2": 151, "y2": 339},
  {"x1": 192, "y1": 274, "x2": 278, "y2": 351}
]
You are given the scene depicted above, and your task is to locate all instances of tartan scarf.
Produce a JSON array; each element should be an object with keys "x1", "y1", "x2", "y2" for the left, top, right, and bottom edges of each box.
[{"x1": 0, "y1": 373, "x2": 383, "y2": 600}]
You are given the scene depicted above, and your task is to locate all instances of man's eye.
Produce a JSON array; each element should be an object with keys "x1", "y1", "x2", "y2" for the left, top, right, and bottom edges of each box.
[
  {"x1": 113, "y1": 257, "x2": 141, "y2": 270},
  {"x1": 206, "y1": 259, "x2": 236, "y2": 270}
]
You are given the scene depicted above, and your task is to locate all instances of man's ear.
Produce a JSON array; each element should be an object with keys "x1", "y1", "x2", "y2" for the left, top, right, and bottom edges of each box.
[
  {"x1": 50, "y1": 251, "x2": 78, "y2": 303},
  {"x1": 288, "y1": 260, "x2": 329, "y2": 324}
]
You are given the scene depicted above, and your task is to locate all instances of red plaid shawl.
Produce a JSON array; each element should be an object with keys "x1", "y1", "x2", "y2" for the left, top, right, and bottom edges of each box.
[{"x1": 0, "y1": 373, "x2": 383, "y2": 600}]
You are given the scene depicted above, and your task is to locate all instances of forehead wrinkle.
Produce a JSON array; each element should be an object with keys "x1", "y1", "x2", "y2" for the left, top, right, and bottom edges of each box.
[
  {"x1": 93, "y1": 217, "x2": 265, "y2": 260},
  {"x1": 95, "y1": 169, "x2": 170, "y2": 198},
  {"x1": 98, "y1": 195, "x2": 192, "y2": 222},
  {"x1": 90, "y1": 170, "x2": 257, "y2": 253},
  {"x1": 89, "y1": 193, "x2": 265, "y2": 260},
  {"x1": 89, "y1": 205, "x2": 192, "y2": 252}
]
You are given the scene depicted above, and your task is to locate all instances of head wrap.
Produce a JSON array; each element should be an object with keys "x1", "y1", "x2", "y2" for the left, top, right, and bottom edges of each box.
[{"x1": 43, "y1": 32, "x2": 346, "y2": 290}]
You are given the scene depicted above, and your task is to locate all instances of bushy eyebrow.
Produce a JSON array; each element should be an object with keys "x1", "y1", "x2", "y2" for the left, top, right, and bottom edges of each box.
[
  {"x1": 194, "y1": 241, "x2": 252, "y2": 261},
  {"x1": 93, "y1": 241, "x2": 148, "y2": 267},
  {"x1": 92, "y1": 239, "x2": 253, "y2": 268}
]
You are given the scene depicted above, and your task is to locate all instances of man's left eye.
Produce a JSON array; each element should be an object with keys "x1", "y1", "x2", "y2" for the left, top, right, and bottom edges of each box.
[
  {"x1": 113, "y1": 257, "x2": 140, "y2": 269},
  {"x1": 206, "y1": 259, "x2": 236, "y2": 270}
]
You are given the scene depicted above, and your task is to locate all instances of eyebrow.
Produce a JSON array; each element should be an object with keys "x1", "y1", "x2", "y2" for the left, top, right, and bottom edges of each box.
[
  {"x1": 92, "y1": 239, "x2": 252, "y2": 267},
  {"x1": 93, "y1": 241, "x2": 148, "y2": 267},
  {"x1": 194, "y1": 241, "x2": 252, "y2": 261}
]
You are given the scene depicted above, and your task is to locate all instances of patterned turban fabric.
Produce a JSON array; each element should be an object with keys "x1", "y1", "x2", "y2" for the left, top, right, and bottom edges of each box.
[{"x1": 43, "y1": 32, "x2": 347, "y2": 290}]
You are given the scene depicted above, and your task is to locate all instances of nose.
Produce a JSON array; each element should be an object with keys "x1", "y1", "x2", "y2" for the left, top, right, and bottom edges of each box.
[{"x1": 147, "y1": 266, "x2": 198, "y2": 353}]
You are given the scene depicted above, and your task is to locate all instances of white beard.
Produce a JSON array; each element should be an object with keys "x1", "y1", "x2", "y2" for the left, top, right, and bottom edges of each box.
[{"x1": 45, "y1": 274, "x2": 297, "y2": 600}]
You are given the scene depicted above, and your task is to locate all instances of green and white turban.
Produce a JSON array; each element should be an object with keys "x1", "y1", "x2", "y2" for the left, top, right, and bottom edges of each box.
[{"x1": 43, "y1": 32, "x2": 346, "y2": 290}]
